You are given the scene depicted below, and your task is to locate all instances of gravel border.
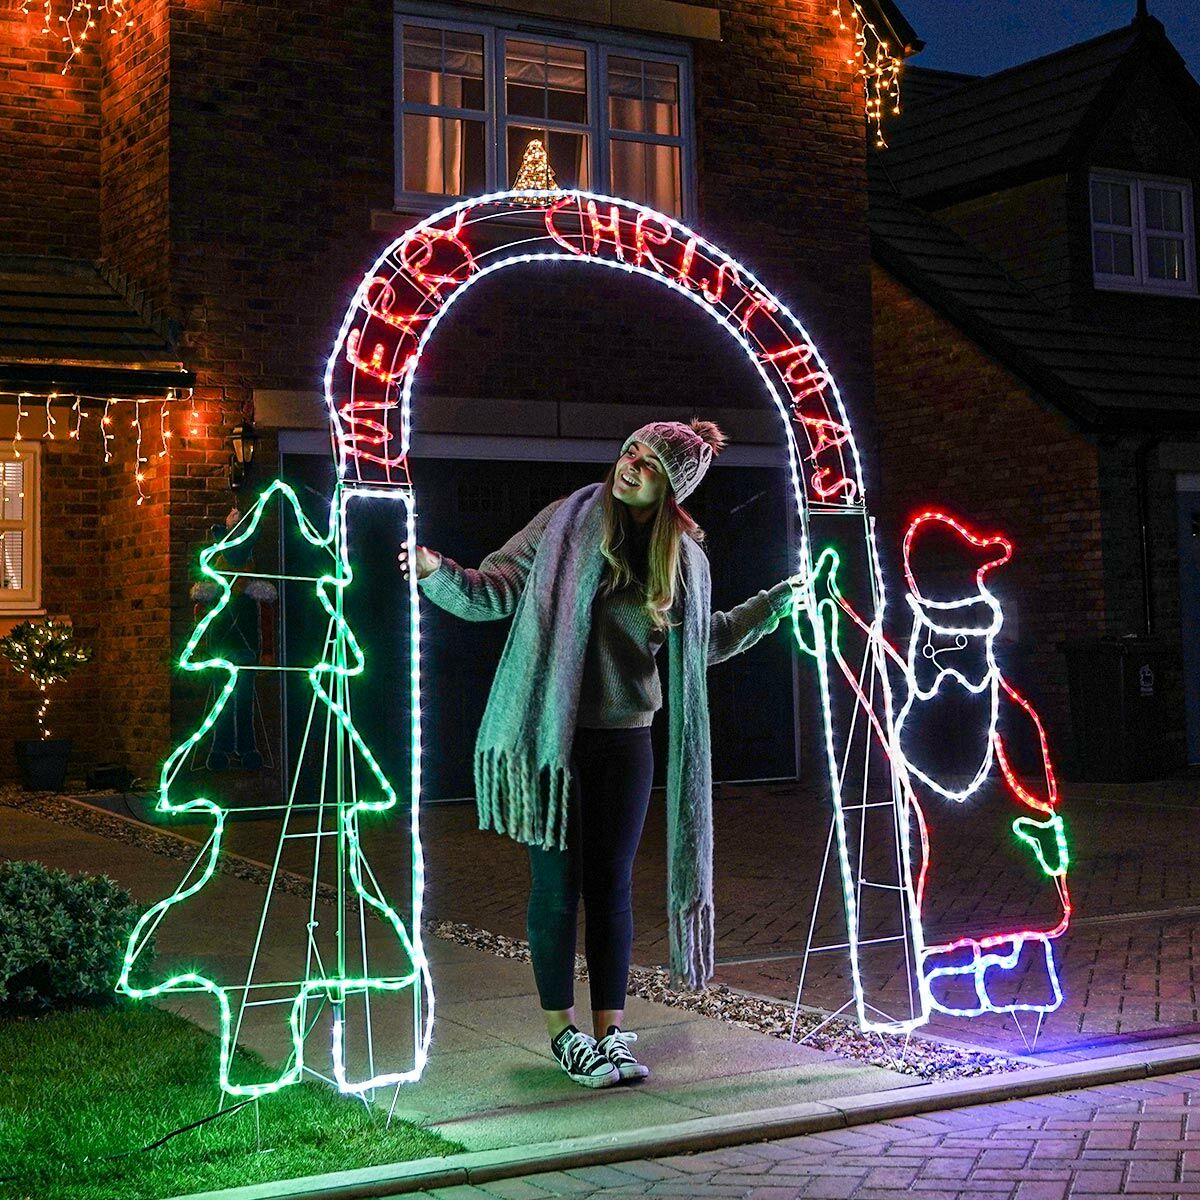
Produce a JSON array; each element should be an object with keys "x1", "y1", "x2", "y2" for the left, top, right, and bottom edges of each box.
[{"x1": 2, "y1": 785, "x2": 1022, "y2": 1082}]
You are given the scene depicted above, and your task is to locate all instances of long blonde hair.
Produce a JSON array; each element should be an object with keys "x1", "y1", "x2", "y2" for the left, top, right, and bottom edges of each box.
[{"x1": 597, "y1": 419, "x2": 727, "y2": 632}]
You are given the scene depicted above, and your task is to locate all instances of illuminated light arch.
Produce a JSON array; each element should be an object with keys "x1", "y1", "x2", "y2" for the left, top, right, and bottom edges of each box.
[{"x1": 325, "y1": 188, "x2": 931, "y2": 1040}]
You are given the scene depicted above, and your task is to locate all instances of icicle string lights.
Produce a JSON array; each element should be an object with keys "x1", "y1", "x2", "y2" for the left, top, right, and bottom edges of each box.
[
  {"x1": 100, "y1": 398, "x2": 114, "y2": 462},
  {"x1": 13, "y1": 393, "x2": 30, "y2": 456},
  {"x1": 21, "y1": 0, "x2": 135, "y2": 73},
  {"x1": 132, "y1": 400, "x2": 147, "y2": 504},
  {"x1": 2, "y1": 388, "x2": 188, "y2": 493},
  {"x1": 832, "y1": 1, "x2": 903, "y2": 148}
]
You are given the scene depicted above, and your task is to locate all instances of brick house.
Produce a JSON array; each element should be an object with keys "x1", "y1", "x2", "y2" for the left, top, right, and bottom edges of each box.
[
  {"x1": 0, "y1": 0, "x2": 923, "y2": 794},
  {"x1": 869, "y1": 9, "x2": 1200, "y2": 776}
]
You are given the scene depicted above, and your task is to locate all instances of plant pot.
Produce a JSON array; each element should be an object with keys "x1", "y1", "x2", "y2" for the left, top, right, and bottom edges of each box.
[{"x1": 15, "y1": 738, "x2": 72, "y2": 791}]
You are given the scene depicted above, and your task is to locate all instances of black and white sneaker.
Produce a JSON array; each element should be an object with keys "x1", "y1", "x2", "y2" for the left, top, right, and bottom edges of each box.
[
  {"x1": 551, "y1": 1025, "x2": 620, "y2": 1088},
  {"x1": 596, "y1": 1025, "x2": 650, "y2": 1081}
]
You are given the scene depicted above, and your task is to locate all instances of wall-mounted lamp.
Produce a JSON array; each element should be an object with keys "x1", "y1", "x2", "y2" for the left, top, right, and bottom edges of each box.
[{"x1": 229, "y1": 420, "x2": 258, "y2": 491}]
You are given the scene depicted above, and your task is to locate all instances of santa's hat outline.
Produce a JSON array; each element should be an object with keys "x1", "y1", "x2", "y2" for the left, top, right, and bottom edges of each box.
[{"x1": 902, "y1": 510, "x2": 1012, "y2": 615}]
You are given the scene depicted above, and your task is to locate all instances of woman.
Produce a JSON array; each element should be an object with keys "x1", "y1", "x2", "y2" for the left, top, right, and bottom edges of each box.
[{"x1": 399, "y1": 419, "x2": 799, "y2": 1088}]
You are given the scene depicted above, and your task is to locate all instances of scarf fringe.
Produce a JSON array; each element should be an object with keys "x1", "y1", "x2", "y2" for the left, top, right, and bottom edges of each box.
[
  {"x1": 669, "y1": 897, "x2": 715, "y2": 992},
  {"x1": 475, "y1": 746, "x2": 572, "y2": 851}
]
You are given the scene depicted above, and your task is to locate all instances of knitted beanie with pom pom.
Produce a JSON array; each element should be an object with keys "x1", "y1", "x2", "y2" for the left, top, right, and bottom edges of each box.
[{"x1": 620, "y1": 418, "x2": 726, "y2": 503}]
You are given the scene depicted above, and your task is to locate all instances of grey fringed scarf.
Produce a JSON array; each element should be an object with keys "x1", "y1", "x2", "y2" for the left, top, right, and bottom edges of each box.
[{"x1": 473, "y1": 480, "x2": 714, "y2": 991}]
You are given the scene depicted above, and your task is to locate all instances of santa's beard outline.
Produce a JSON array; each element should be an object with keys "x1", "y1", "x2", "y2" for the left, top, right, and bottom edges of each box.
[{"x1": 894, "y1": 591, "x2": 1004, "y2": 803}]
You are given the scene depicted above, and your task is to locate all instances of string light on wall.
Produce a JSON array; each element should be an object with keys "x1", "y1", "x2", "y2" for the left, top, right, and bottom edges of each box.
[
  {"x1": 832, "y1": 1, "x2": 903, "y2": 148},
  {"x1": 100, "y1": 398, "x2": 114, "y2": 462},
  {"x1": 12, "y1": 393, "x2": 30, "y2": 454},
  {"x1": 2, "y1": 387, "x2": 188, "y2": 496},
  {"x1": 131, "y1": 400, "x2": 147, "y2": 504},
  {"x1": 20, "y1": 0, "x2": 135, "y2": 73}
]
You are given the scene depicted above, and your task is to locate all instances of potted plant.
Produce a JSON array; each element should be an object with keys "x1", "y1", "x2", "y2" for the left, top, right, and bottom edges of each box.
[{"x1": 0, "y1": 617, "x2": 92, "y2": 791}]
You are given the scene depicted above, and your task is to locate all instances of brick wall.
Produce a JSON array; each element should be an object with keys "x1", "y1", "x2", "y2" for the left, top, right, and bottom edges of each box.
[
  {"x1": 166, "y1": 392, "x2": 249, "y2": 753},
  {"x1": 695, "y1": 1, "x2": 874, "y2": 433},
  {"x1": 95, "y1": 411, "x2": 172, "y2": 782},
  {"x1": 871, "y1": 264, "x2": 1107, "y2": 763},
  {"x1": 100, "y1": 0, "x2": 170, "y2": 308},
  {"x1": 0, "y1": 4, "x2": 101, "y2": 258},
  {"x1": 168, "y1": 0, "x2": 395, "y2": 392},
  {"x1": 160, "y1": 0, "x2": 874, "y2": 446}
]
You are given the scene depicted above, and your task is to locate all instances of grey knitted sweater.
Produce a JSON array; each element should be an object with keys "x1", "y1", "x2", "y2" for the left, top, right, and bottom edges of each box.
[{"x1": 419, "y1": 498, "x2": 795, "y2": 726}]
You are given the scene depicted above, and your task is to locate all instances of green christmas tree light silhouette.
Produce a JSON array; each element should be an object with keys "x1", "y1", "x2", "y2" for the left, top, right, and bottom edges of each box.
[{"x1": 117, "y1": 479, "x2": 433, "y2": 1098}]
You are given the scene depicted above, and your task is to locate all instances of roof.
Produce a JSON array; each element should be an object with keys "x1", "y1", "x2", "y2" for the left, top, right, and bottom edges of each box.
[
  {"x1": 868, "y1": 161, "x2": 1200, "y2": 431},
  {"x1": 0, "y1": 257, "x2": 191, "y2": 395},
  {"x1": 878, "y1": 17, "x2": 1200, "y2": 204},
  {"x1": 863, "y1": 0, "x2": 923, "y2": 56},
  {"x1": 896, "y1": 65, "x2": 979, "y2": 110}
]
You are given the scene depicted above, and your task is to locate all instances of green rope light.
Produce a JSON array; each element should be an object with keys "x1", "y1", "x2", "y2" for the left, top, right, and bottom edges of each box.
[{"x1": 117, "y1": 478, "x2": 433, "y2": 1098}]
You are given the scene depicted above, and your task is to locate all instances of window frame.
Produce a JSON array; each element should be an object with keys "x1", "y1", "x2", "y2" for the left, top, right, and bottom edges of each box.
[
  {"x1": 1089, "y1": 169, "x2": 1198, "y2": 297},
  {"x1": 499, "y1": 29, "x2": 596, "y2": 194},
  {"x1": 394, "y1": 4, "x2": 697, "y2": 221},
  {"x1": 0, "y1": 444, "x2": 41, "y2": 614}
]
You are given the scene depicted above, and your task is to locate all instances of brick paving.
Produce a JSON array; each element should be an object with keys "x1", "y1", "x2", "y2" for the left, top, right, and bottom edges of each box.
[{"x1": 410, "y1": 1068, "x2": 1200, "y2": 1200}]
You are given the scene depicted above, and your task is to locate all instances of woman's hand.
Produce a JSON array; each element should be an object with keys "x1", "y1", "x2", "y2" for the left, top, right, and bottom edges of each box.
[{"x1": 397, "y1": 543, "x2": 442, "y2": 580}]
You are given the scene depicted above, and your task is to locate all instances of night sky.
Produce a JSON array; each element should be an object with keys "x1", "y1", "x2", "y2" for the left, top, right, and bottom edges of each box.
[{"x1": 895, "y1": 1, "x2": 1200, "y2": 81}]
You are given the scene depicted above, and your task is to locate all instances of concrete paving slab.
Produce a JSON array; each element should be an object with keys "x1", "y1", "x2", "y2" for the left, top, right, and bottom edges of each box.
[
  {"x1": 428, "y1": 1087, "x2": 707, "y2": 1153},
  {"x1": 427, "y1": 957, "x2": 543, "y2": 1003},
  {"x1": 663, "y1": 1060, "x2": 909, "y2": 1115},
  {"x1": 447, "y1": 991, "x2": 703, "y2": 1056},
  {"x1": 424, "y1": 939, "x2": 485, "y2": 967}
]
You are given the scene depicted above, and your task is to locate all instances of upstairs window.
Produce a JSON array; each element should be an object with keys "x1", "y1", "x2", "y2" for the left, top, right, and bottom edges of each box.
[
  {"x1": 397, "y1": 12, "x2": 693, "y2": 218},
  {"x1": 1090, "y1": 172, "x2": 1196, "y2": 295},
  {"x1": 0, "y1": 447, "x2": 40, "y2": 612}
]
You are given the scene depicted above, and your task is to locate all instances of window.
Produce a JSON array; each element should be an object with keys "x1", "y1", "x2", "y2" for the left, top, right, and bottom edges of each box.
[
  {"x1": 397, "y1": 12, "x2": 693, "y2": 218},
  {"x1": 0, "y1": 447, "x2": 40, "y2": 612},
  {"x1": 1090, "y1": 171, "x2": 1197, "y2": 295}
]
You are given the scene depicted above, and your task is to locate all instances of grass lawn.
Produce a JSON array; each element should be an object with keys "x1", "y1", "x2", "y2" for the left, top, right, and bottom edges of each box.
[{"x1": 0, "y1": 1005, "x2": 462, "y2": 1200}]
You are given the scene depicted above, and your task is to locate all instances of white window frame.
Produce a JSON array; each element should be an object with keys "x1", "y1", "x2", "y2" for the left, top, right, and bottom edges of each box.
[
  {"x1": 1090, "y1": 170, "x2": 1197, "y2": 297},
  {"x1": 395, "y1": 4, "x2": 696, "y2": 221},
  {"x1": 0, "y1": 444, "x2": 41, "y2": 614}
]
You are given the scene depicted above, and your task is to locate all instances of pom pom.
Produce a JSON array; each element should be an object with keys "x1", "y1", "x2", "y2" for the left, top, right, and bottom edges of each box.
[{"x1": 689, "y1": 417, "x2": 727, "y2": 458}]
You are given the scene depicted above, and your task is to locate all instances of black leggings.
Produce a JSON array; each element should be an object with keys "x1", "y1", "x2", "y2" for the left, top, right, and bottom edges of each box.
[{"x1": 526, "y1": 725, "x2": 654, "y2": 1012}]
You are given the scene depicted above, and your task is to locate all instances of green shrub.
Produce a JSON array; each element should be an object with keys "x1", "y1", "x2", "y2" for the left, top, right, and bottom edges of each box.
[{"x1": 0, "y1": 861, "x2": 153, "y2": 1013}]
